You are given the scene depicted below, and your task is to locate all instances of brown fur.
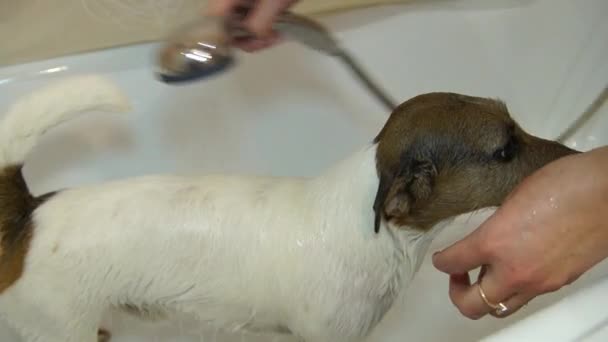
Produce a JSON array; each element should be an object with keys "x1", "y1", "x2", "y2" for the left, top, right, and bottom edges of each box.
[
  {"x1": 372, "y1": 92, "x2": 578, "y2": 232},
  {"x1": 0, "y1": 165, "x2": 55, "y2": 293},
  {"x1": 97, "y1": 329, "x2": 111, "y2": 342}
]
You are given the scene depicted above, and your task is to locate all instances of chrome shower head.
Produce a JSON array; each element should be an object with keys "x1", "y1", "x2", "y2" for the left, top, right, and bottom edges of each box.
[
  {"x1": 157, "y1": 15, "x2": 236, "y2": 83},
  {"x1": 155, "y1": 9, "x2": 397, "y2": 111}
]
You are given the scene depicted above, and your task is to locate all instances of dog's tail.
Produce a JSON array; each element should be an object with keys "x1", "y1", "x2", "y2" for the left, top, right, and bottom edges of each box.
[
  {"x1": 0, "y1": 75, "x2": 130, "y2": 292},
  {"x1": 0, "y1": 75, "x2": 131, "y2": 167}
]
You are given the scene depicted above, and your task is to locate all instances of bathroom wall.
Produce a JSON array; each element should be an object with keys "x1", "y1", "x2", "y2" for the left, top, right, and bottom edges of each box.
[{"x1": 0, "y1": 0, "x2": 418, "y2": 67}]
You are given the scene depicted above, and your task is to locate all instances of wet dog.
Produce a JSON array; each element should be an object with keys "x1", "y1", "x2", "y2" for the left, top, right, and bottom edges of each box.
[{"x1": 0, "y1": 76, "x2": 576, "y2": 342}]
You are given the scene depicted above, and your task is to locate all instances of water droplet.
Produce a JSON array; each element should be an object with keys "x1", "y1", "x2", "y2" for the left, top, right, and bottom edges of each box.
[{"x1": 549, "y1": 196, "x2": 559, "y2": 209}]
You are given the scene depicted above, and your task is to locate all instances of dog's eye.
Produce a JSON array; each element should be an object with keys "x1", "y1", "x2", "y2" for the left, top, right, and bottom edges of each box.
[{"x1": 493, "y1": 137, "x2": 518, "y2": 162}]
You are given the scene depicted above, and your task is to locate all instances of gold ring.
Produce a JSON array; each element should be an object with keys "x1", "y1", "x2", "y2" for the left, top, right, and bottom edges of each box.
[{"x1": 477, "y1": 282, "x2": 509, "y2": 316}]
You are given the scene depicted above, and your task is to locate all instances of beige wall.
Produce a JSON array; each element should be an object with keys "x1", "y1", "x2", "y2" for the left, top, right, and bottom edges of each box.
[{"x1": 0, "y1": 0, "x2": 408, "y2": 67}]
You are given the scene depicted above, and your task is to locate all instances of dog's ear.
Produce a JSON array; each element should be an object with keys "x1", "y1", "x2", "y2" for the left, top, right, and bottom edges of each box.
[{"x1": 373, "y1": 159, "x2": 437, "y2": 233}]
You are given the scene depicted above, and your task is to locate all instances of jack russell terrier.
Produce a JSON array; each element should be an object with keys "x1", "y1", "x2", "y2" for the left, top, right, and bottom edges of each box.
[{"x1": 0, "y1": 76, "x2": 577, "y2": 342}]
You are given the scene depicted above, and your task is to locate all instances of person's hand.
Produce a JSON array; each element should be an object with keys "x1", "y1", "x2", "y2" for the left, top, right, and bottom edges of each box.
[
  {"x1": 432, "y1": 145, "x2": 608, "y2": 319},
  {"x1": 206, "y1": 0, "x2": 299, "y2": 52}
]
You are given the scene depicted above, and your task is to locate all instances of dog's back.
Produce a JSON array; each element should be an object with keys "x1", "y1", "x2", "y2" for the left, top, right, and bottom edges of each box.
[{"x1": 20, "y1": 174, "x2": 308, "y2": 332}]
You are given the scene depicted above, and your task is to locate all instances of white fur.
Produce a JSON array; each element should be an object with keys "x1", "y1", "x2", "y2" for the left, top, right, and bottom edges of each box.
[
  {"x1": 0, "y1": 75, "x2": 130, "y2": 165},
  {"x1": 0, "y1": 76, "x2": 443, "y2": 342}
]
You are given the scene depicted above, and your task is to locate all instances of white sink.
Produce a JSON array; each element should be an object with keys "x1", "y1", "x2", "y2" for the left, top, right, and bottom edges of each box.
[{"x1": 1, "y1": 0, "x2": 607, "y2": 341}]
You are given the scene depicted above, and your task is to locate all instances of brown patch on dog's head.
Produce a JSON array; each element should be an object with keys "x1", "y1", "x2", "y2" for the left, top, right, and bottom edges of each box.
[
  {"x1": 0, "y1": 165, "x2": 55, "y2": 293},
  {"x1": 372, "y1": 92, "x2": 578, "y2": 232}
]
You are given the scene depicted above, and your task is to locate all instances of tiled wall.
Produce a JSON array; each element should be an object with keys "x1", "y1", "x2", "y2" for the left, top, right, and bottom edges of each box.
[{"x1": 0, "y1": 0, "x2": 409, "y2": 66}]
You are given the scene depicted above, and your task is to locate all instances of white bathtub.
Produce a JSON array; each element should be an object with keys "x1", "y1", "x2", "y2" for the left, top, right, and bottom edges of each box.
[{"x1": 1, "y1": 0, "x2": 607, "y2": 341}]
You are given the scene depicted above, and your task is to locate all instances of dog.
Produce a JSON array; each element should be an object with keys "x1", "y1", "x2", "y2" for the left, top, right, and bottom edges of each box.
[{"x1": 0, "y1": 75, "x2": 577, "y2": 342}]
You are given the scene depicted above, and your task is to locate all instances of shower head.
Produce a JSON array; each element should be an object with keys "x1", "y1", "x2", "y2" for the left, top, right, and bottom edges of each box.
[
  {"x1": 156, "y1": 15, "x2": 237, "y2": 84},
  {"x1": 155, "y1": 10, "x2": 341, "y2": 83},
  {"x1": 155, "y1": 10, "x2": 397, "y2": 111}
]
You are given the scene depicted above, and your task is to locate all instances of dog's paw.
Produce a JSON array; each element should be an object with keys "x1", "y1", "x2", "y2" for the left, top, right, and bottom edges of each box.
[{"x1": 98, "y1": 328, "x2": 112, "y2": 342}]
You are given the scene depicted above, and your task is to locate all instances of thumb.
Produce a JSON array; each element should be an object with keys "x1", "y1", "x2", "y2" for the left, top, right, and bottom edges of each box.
[{"x1": 432, "y1": 229, "x2": 486, "y2": 275}]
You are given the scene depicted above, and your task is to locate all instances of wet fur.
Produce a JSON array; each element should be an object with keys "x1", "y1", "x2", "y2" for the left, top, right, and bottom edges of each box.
[{"x1": 0, "y1": 77, "x2": 577, "y2": 342}]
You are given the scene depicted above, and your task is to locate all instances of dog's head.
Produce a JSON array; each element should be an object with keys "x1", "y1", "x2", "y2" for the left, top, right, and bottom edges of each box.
[{"x1": 372, "y1": 92, "x2": 578, "y2": 232}]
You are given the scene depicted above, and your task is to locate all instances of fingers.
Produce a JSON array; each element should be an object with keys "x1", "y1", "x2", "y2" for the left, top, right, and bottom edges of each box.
[
  {"x1": 448, "y1": 266, "x2": 530, "y2": 320},
  {"x1": 207, "y1": 0, "x2": 295, "y2": 37},
  {"x1": 206, "y1": 0, "x2": 295, "y2": 51},
  {"x1": 235, "y1": 33, "x2": 282, "y2": 52},
  {"x1": 246, "y1": 0, "x2": 296, "y2": 37},
  {"x1": 448, "y1": 272, "x2": 495, "y2": 319},
  {"x1": 448, "y1": 269, "x2": 505, "y2": 319},
  {"x1": 432, "y1": 230, "x2": 487, "y2": 275},
  {"x1": 488, "y1": 292, "x2": 534, "y2": 318}
]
